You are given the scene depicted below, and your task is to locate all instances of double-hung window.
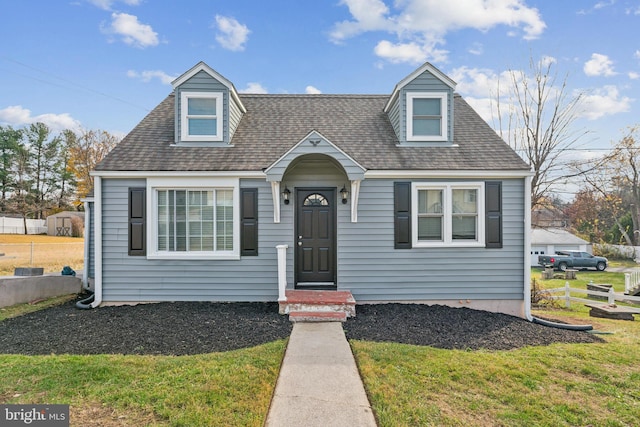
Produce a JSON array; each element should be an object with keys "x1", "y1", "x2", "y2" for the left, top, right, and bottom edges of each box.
[
  {"x1": 406, "y1": 92, "x2": 448, "y2": 141},
  {"x1": 181, "y1": 92, "x2": 223, "y2": 141},
  {"x1": 413, "y1": 183, "x2": 484, "y2": 247},
  {"x1": 148, "y1": 178, "x2": 239, "y2": 260}
]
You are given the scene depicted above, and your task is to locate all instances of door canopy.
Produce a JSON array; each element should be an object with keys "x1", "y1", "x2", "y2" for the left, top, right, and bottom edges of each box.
[
  {"x1": 265, "y1": 130, "x2": 365, "y2": 223},
  {"x1": 265, "y1": 131, "x2": 365, "y2": 182}
]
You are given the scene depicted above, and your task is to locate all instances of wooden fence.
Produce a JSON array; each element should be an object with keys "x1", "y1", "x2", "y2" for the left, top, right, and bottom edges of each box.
[
  {"x1": 546, "y1": 281, "x2": 640, "y2": 308},
  {"x1": 624, "y1": 269, "x2": 640, "y2": 294}
]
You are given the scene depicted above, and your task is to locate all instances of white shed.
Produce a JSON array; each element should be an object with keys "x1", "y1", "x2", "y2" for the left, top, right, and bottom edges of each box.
[
  {"x1": 46, "y1": 211, "x2": 85, "y2": 237},
  {"x1": 530, "y1": 228, "x2": 590, "y2": 266}
]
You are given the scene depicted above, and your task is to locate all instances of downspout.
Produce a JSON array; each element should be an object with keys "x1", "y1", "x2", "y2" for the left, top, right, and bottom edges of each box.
[
  {"x1": 523, "y1": 174, "x2": 532, "y2": 321},
  {"x1": 90, "y1": 175, "x2": 103, "y2": 308},
  {"x1": 82, "y1": 199, "x2": 91, "y2": 291}
]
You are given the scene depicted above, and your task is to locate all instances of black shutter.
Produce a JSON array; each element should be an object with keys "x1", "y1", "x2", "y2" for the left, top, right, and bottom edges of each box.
[
  {"x1": 241, "y1": 188, "x2": 259, "y2": 256},
  {"x1": 128, "y1": 187, "x2": 146, "y2": 256},
  {"x1": 485, "y1": 181, "x2": 502, "y2": 249},
  {"x1": 394, "y1": 182, "x2": 412, "y2": 249}
]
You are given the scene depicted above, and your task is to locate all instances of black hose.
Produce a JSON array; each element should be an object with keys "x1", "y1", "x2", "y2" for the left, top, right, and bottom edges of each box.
[
  {"x1": 532, "y1": 316, "x2": 593, "y2": 331},
  {"x1": 75, "y1": 291, "x2": 95, "y2": 310}
]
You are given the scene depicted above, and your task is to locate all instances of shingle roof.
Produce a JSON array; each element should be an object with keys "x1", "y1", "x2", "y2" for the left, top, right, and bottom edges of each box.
[
  {"x1": 531, "y1": 228, "x2": 589, "y2": 245},
  {"x1": 96, "y1": 93, "x2": 530, "y2": 172}
]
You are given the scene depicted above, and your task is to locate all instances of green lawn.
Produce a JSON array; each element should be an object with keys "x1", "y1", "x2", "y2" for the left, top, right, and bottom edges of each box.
[
  {"x1": 352, "y1": 269, "x2": 640, "y2": 426},
  {"x1": 0, "y1": 299, "x2": 287, "y2": 426},
  {"x1": 531, "y1": 266, "x2": 629, "y2": 293},
  {"x1": 3, "y1": 273, "x2": 640, "y2": 426}
]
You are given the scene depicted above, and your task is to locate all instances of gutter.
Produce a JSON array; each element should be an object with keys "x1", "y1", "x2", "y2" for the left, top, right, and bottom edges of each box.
[
  {"x1": 90, "y1": 176, "x2": 103, "y2": 308},
  {"x1": 81, "y1": 198, "x2": 93, "y2": 291},
  {"x1": 524, "y1": 174, "x2": 533, "y2": 321}
]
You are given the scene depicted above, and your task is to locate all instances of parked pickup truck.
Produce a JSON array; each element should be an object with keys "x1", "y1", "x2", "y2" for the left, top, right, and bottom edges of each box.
[{"x1": 538, "y1": 251, "x2": 607, "y2": 271}]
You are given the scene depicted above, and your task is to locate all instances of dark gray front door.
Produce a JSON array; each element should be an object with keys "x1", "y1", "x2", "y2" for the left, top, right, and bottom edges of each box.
[{"x1": 295, "y1": 188, "x2": 336, "y2": 288}]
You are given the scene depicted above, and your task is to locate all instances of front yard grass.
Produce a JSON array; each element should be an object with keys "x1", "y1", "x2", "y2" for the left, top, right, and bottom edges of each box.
[
  {"x1": 352, "y1": 269, "x2": 640, "y2": 426},
  {"x1": 0, "y1": 298, "x2": 286, "y2": 426},
  {"x1": 4, "y1": 268, "x2": 640, "y2": 426},
  {"x1": 353, "y1": 312, "x2": 640, "y2": 426}
]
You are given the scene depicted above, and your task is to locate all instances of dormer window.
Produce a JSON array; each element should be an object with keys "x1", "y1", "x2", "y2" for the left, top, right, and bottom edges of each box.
[
  {"x1": 181, "y1": 92, "x2": 223, "y2": 141},
  {"x1": 406, "y1": 92, "x2": 448, "y2": 142}
]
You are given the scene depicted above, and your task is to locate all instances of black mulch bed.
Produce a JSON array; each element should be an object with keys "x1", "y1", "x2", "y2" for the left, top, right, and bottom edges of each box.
[
  {"x1": 0, "y1": 299, "x2": 292, "y2": 356},
  {"x1": 0, "y1": 299, "x2": 602, "y2": 356},
  {"x1": 344, "y1": 304, "x2": 603, "y2": 350}
]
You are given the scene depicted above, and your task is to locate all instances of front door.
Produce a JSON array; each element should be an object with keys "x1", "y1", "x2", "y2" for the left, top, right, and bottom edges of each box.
[{"x1": 295, "y1": 188, "x2": 336, "y2": 288}]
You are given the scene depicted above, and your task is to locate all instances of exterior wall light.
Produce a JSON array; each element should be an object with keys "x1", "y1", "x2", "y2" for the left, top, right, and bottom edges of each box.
[
  {"x1": 340, "y1": 185, "x2": 349, "y2": 204},
  {"x1": 282, "y1": 186, "x2": 291, "y2": 205}
]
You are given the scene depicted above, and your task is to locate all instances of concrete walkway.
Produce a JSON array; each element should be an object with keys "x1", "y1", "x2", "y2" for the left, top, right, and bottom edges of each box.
[{"x1": 265, "y1": 322, "x2": 377, "y2": 427}]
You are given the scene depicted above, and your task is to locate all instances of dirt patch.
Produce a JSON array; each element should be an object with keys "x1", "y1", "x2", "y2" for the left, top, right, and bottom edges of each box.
[{"x1": 72, "y1": 402, "x2": 160, "y2": 427}]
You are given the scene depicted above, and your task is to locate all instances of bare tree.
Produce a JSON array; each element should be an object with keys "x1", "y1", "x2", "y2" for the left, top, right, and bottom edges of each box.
[
  {"x1": 494, "y1": 57, "x2": 590, "y2": 211},
  {"x1": 587, "y1": 126, "x2": 640, "y2": 245}
]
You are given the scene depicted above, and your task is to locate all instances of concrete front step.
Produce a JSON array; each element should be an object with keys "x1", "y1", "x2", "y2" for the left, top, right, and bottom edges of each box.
[
  {"x1": 289, "y1": 311, "x2": 347, "y2": 322},
  {"x1": 279, "y1": 290, "x2": 356, "y2": 322}
]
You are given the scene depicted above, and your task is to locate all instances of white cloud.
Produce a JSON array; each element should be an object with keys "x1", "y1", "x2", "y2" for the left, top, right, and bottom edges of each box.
[
  {"x1": 540, "y1": 55, "x2": 557, "y2": 67},
  {"x1": 238, "y1": 82, "x2": 268, "y2": 94},
  {"x1": 331, "y1": 0, "x2": 546, "y2": 64},
  {"x1": 468, "y1": 42, "x2": 483, "y2": 56},
  {"x1": 0, "y1": 105, "x2": 82, "y2": 132},
  {"x1": 449, "y1": 66, "x2": 513, "y2": 99},
  {"x1": 305, "y1": 86, "x2": 322, "y2": 94},
  {"x1": 330, "y1": 0, "x2": 393, "y2": 41},
  {"x1": 629, "y1": 72, "x2": 640, "y2": 80},
  {"x1": 214, "y1": 15, "x2": 250, "y2": 51},
  {"x1": 102, "y1": 12, "x2": 159, "y2": 48},
  {"x1": 579, "y1": 86, "x2": 632, "y2": 120},
  {"x1": 635, "y1": 50, "x2": 640, "y2": 60},
  {"x1": 127, "y1": 69, "x2": 176, "y2": 85},
  {"x1": 584, "y1": 53, "x2": 617, "y2": 77},
  {"x1": 374, "y1": 40, "x2": 429, "y2": 64},
  {"x1": 87, "y1": 0, "x2": 141, "y2": 11}
]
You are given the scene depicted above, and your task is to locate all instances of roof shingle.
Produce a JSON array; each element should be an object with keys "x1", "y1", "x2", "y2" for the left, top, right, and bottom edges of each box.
[{"x1": 96, "y1": 93, "x2": 530, "y2": 172}]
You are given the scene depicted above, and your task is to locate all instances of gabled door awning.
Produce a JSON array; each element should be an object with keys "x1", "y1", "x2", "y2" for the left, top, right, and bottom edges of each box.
[{"x1": 265, "y1": 131, "x2": 365, "y2": 223}]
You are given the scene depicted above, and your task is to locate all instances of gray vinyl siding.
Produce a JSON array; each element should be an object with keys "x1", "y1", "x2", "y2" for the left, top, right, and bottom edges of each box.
[
  {"x1": 100, "y1": 178, "x2": 283, "y2": 302},
  {"x1": 99, "y1": 172, "x2": 525, "y2": 303},
  {"x1": 387, "y1": 96, "x2": 401, "y2": 140},
  {"x1": 401, "y1": 71, "x2": 454, "y2": 144},
  {"x1": 228, "y1": 96, "x2": 243, "y2": 140},
  {"x1": 174, "y1": 70, "x2": 230, "y2": 144},
  {"x1": 337, "y1": 178, "x2": 525, "y2": 301}
]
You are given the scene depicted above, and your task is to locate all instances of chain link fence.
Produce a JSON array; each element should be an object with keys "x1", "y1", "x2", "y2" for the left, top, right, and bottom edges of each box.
[{"x1": 0, "y1": 242, "x2": 84, "y2": 276}]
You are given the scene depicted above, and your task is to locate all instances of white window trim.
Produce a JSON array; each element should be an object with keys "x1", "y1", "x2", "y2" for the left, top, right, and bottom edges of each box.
[
  {"x1": 146, "y1": 177, "x2": 240, "y2": 260},
  {"x1": 412, "y1": 182, "x2": 485, "y2": 248},
  {"x1": 406, "y1": 92, "x2": 448, "y2": 142},
  {"x1": 180, "y1": 91, "x2": 223, "y2": 142}
]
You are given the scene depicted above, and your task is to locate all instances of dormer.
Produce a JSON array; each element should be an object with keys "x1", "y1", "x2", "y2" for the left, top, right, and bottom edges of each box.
[
  {"x1": 171, "y1": 62, "x2": 246, "y2": 146},
  {"x1": 384, "y1": 62, "x2": 457, "y2": 146}
]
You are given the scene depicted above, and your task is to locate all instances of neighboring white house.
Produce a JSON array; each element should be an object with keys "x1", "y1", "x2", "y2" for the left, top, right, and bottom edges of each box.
[{"x1": 530, "y1": 227, "x2": 590, "y2": 266}]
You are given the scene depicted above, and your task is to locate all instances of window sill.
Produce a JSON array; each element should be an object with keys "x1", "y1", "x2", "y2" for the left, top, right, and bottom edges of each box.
[
  {"x1": 413, "y1": 241, "x2": 485, "y2": 248},
  {"x1": 147, "y1": 252, "x2": 240, "y2": 261}
]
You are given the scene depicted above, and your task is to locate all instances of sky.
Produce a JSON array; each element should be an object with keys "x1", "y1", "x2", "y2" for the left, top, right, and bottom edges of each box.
[{"x1": 1, "y1": 0, "x2": 639, "y2": 181}]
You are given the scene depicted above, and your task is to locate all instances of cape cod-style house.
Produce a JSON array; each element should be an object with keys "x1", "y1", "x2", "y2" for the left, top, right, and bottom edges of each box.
[{"x1": 83, "y1": 61, "x2": 533, "y2": 319}]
